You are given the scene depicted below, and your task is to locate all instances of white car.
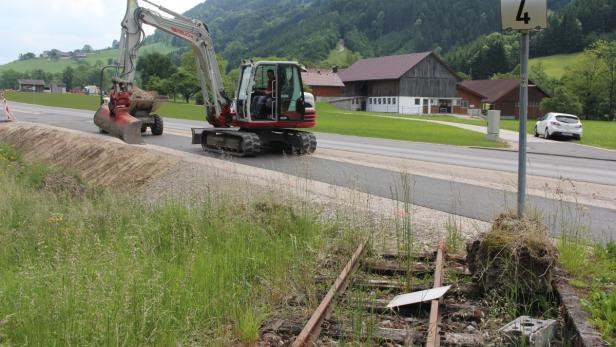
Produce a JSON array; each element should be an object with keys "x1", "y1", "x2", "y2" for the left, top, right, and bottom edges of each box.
[
  {"x1": 534, "y1": 113, "x2": 583, "y2": 140},
  {"x1": 303, "y1": 92, "x2": 315, "y2": 109}
]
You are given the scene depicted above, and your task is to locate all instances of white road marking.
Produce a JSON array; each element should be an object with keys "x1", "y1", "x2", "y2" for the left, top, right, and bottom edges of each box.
[{"x1": 12, "y1": 108, "x2": 43, "y2": 115}]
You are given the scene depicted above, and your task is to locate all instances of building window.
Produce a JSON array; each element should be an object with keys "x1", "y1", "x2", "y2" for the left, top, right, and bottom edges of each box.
[
  {"x1": 378, "y1": 98, "x2": 381, "y2": 104},
  {"x1": 461, "y1": 100, "x2": 469, "y2": 108},
  {"x1": 415, "y1": 98, "x2": 421, "y2": 105},
  {"x1": 393, "y1": 98, "x2": 397, "y2": 105}
]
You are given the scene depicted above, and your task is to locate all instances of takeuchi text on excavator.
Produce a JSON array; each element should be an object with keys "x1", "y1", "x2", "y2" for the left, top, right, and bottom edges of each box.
[{"x1": 94, "y1": 0, "x2": 317, "y2": 156}]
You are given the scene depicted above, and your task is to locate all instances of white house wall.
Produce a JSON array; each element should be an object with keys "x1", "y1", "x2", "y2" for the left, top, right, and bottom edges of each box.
[{"x1": 367, "y1": 96, "x2": 422, "y2": 114}]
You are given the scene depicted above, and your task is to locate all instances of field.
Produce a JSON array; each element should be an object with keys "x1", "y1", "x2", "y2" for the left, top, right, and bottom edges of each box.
[
  {"x1": 5, "y1": 92, "x2": 506, "y2": 147},
  {"x1": 314, "y1": 103, "x2": 506, "y2": 147},
  {"x1": 499, "y1": 119, "x2": 616, "y2": 150},
  {"x1": 0, "y1": 143, "x2": 352, "y2": 345},
  {"x1": 0, "y1": 43, "x2": 177, "y2": 74},
  {"x1": 5, "y1": 91, "x2": 207, "y2": 121},
  {"x1": 529, "y1": 52, "x2": 582, "y2": 78}
]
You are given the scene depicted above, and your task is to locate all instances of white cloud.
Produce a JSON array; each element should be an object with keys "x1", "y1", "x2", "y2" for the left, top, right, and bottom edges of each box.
[{"x1": 0, "y1": 0, "x2": 203, "y2": 65}]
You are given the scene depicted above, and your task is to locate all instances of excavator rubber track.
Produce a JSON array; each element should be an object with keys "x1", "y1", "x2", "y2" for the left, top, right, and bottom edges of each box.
[
  {"x1": 197, "y1": 129, "x2": 261, "y2": 157},
  {"x1": 192, "y1": 128, "x2": 317, "y2": 157},
  {"x1": 281, "y1": 130, "x2": 317, "y2": 155}
]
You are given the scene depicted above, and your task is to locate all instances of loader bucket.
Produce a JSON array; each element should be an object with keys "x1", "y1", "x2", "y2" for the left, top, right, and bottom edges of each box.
[{"x1": 94, "y1": 104, "x2": 143, "y2": 144}]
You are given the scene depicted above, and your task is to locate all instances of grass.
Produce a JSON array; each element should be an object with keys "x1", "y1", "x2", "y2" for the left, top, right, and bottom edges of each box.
[
  {"x1": 0, "y1": 143, "x2": 346, "y2": 345},
  {"x1": 314, "y1": 103, "x2": 506, "y2": 148},
  {"x1": 500, "y1": 119, "x2": 616, "y2": 150},
  {"x1": 530, "y1": 52, "x2": 582, "y2": 79},
  {"x1": 0, "y1": 43, "x2": 177, "y2": 74},
  {"x1": 5, "y1": 91, "x2": 207, "y2": 121},
  {"x1": 6, "y1": 92, "x2": 504, "y2": 147},
  {"x1": 558, "y1": 238, "x2": 616, "y2": 345}
]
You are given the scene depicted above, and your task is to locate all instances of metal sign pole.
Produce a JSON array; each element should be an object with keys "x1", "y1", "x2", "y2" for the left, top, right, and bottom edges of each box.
[{"x1": 517, "y1": 32, "x2": 530, "y2": 218}]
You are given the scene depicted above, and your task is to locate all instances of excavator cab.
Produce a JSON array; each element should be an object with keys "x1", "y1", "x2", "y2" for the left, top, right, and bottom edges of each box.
[{"x1": 235, "y1": 62, "x2": 307, "y2": 123}]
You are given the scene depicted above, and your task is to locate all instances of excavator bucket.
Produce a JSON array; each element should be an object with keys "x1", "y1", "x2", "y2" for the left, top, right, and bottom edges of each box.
[{"x1": 94, "y1": 103, "x2": 143, "y2": 144}]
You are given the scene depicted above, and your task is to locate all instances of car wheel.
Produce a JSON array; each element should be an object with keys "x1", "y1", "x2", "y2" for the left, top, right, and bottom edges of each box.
[
  {"x1": 545, "y1": 128, "x2": 551, "y2": 139},
  {"x1": 534, "y1": 126, "x2": 539, "y2": 138}
]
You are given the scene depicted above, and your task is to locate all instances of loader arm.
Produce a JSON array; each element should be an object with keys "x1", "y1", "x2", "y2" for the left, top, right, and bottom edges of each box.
[{"x1": 117, "y1": 0, "x2": 230, "y2": 126}]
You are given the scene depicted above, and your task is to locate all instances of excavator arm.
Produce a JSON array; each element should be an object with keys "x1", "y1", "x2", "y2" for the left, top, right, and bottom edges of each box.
[{"x1": 117, "y1": 0, "x2": 230, "y2": 125}]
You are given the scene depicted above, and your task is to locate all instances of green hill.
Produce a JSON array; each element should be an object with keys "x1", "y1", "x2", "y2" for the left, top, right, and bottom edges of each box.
[
  {"x1": 0, "y1": 43, "x2": 177, "y2": 74},
  {"x1": 147, "y1": 0, "x2": 574, "y2": 69},
  {"x1": 530, "y1": 52, "x2": 582, "y2": 78}
]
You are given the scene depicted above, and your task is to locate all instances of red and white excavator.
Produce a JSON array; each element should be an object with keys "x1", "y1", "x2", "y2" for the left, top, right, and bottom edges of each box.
[{"x1": 94, "y1": 0, "x2": 317, "y2": 156}]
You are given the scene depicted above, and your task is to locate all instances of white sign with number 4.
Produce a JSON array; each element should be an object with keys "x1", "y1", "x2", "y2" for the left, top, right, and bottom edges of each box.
[{"x1": 501, "y1": 0, "x2": 547, "y2": 31}]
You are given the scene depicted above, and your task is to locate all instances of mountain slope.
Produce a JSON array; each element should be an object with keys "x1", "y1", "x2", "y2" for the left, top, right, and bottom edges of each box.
[
  {"x1": 150, "y1": 0, "x2": 574, "y2": 68},
  {"x1": 0, "y1": 43, "x2": 176, "y2": 74},
  {"x1": 152, "y1": 0, "x2": 502, "y2": 67}
]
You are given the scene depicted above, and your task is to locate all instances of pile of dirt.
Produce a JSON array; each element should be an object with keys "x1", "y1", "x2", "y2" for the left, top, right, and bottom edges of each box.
[
  {"x1": 130, "y1": 87, "x2": 162, "y2": 114},
  {"x1": 0, "y1": 122, "x2": 178, "y2": 191},
  {"x1": 466, "y1": 212, "x2": 558, "y2": 303}
]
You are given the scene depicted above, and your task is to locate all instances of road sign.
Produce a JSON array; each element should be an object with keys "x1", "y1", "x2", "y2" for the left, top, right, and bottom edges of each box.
[
  {"x1": 501, "y1": 0, "x2": 547, "y2": 31},
  {"x1": 501, "y1": 0, "x2": 548, "y2": 217}
]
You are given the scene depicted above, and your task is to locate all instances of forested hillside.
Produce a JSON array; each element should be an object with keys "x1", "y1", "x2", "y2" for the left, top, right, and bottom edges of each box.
[
  {"x1": 446, "y1": 0, "x2": 616, "y2": 79},
  {"x1": 149, "y1": 0, "x2": 576, "y2": 70},
  {"x1": 151, "y1": 0, "x2": 503, "y2": 68}
]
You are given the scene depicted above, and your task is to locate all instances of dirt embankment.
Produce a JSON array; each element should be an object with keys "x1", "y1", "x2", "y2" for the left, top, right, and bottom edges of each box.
[
  {"x1": 0, "y1": 122, "x2": 489, "y2": 250},
  {"x1": 0, "y1": 122, "x2": 177, "y2": 191}
]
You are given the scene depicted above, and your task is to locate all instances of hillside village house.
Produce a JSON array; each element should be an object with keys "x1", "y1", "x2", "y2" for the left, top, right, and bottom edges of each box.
[
  {"x1": 301, "y1": 68, "x2": 344, "y2": 100},
  {"x1": 17, "y1": 79, "x2": 46, "y2": 92},
  {"x1": 337, "y1": 52, "x2": 466, "y2": 114},
  {"x1": 457, "y1": 80, "x2": 549, "y2": 119}
]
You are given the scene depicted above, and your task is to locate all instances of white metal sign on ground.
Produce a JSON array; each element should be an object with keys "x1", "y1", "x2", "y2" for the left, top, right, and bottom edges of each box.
[
  {"x1": 0, "y1": 91, "x2": 17, "y2": 122},
  {"x1": 501, "y1": 0, "x2": 547, "y2": 31}
]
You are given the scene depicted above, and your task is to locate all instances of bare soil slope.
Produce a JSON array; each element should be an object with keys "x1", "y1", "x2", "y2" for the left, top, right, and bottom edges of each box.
[{"x1": 0, "y1": 122, "x2": 177, "y2": 190}]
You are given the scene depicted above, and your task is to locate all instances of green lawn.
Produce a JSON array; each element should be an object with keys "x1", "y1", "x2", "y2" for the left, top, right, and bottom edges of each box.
[
  {"x1": 529, "y1": 52, "x2": 582, "y2": 79},
  {"x1": 0, "y1": 144, "x2": 349, "y2": 345},
  {"x1": 500, "y1": 118, "x2": 616, "y2": 150},
  {"x1": 5, "y1": 91, "x2": 207, "y2": 122},
  {"x1": 314, "y1": 102, "x2": 506, "y2": 147},
  {"x1": 0, "y1": 43, "x2": 177, "y2": 74},
  {"x1": 5, "y1": 92, "x2": 505, "y2": 147}
]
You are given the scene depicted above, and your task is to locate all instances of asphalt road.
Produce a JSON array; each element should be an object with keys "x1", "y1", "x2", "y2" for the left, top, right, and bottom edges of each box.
[{"x1": 7, "y1": 102, "x2": 616, "y2": 241}]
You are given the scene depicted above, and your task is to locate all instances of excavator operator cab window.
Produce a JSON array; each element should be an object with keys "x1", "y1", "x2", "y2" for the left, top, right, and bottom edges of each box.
[
  {"x1": 248, "y1": 64, "x2": 277, "y2": 121},
  {"x1": 278, "y1": 65, "x2": 305, "y2": 121},
  {"x1": 235, "y1": 65, "x2": 253, "y2": 120},
  {"x1": 236, "y1": 63, "x2": 305, "y2": 122}
]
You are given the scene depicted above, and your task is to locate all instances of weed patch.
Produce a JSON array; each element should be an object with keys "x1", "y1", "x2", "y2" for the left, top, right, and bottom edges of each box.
[
  {"x1": 560, "y1": 240, "x2": 616, "y2": 344},
  {"x1": 466, "y1": 213, "x2": 558, "y2": 317},
  {"x1": 0, "y1": 143, "x2": 351, "y2": 345}
]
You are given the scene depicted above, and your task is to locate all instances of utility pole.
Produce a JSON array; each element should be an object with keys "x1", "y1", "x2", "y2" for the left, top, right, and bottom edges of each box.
[
  {"x1": 518, "y1": 32, "x2": 529, "y2": 218},
  {"x1": 501, "y1": 0, "x2": 547, "y2": 218}
]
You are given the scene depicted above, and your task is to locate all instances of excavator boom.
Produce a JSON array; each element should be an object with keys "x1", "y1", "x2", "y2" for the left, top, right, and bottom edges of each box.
[{"x1": 95, "y1": 0, "x2": 317, "y2": 156}]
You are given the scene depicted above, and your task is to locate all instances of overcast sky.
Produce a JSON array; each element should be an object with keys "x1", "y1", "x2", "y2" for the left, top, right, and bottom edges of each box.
[{"x1": 0, "y1": 0, "x2": 203, "y2": 65}]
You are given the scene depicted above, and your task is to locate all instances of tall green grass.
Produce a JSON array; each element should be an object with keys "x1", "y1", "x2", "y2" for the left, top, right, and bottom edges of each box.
[{"x1": 0, "y1": 144, "x2": 340, "y2": 345}]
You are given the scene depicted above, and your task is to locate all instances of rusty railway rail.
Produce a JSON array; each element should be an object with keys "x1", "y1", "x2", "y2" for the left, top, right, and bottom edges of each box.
[
  {"x1": 291, "y1": 238, "x2": 369, "y2": 347},
  {"x1": 426, "y1": 240, "x2": 445, "y2": 347},
  {"x1": 289, "y1": 239, "x2": 480, "y2": 347}
]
